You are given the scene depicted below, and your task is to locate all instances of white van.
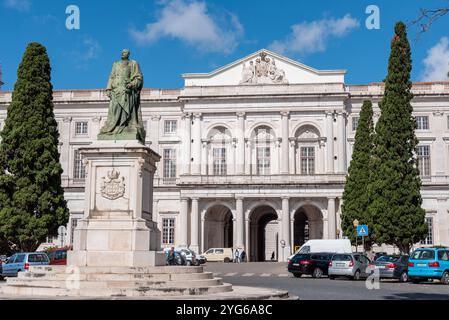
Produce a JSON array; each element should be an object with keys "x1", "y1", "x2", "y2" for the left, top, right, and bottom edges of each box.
[
  {"x1": 288, "y1": 239, "x2": 352, "y2": 261},
  {"x1": 202, "y1": 248, "x2": 234, "y2": 262}
]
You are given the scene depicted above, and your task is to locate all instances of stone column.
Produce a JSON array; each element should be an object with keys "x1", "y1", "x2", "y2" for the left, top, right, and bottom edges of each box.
[
  {"x1": 91, "y1": 116, "x2": 102, "y2": 138},
  {"x1": 180, "y1": 198, "x2": 189, "y2": 247},
  {"x1": 236, "y1": 112, "x2": 245, "y2": 175},
  {"x1": 181, "y1": 113, "x2": 191, "y2": 175},
  {"x1": 282, "y1": 197, "x2": 291, "y2": 261},
  {"x1": 150, "y1": 115, "x2": 161, "y2": 153},
  {"x1": 328, "y1": 197, "x2": 336, "y2": 239},
  {"x1": 289, "y1": 139, "x2": 296, "y2": 174},
  {"x1": 190, "y1": 198, "x2": 199, "y2": 253},
  {"x1": 236, "y1": 197, "x2": 244, "y2": 248},
  {"x1": 245, "y1": 218, "x2": 250, "y2": 261},
  {"x1": 201, "y1": 141, "x2": 208, "y2": 175},
  {"x1": 60, "y1": 117, "x2": 72, "y2": 181},
  {"x1": 192, "y1": 113, "x2": 202, "y2": 175},
  {"x1": 337, "y1": 111, "x2": 347, "y2": 173},
  {"x1": 326, "y1": 112, "x2": 335, "y2": 173},
  {"x1": 281, "y1": 111, "x2": 290, "y2": 174}
]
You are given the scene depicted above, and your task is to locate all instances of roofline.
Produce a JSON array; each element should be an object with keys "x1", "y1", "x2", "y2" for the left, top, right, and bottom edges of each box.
[{"x1": 181, "y1": 48, "x2": 347, "y2": 79}]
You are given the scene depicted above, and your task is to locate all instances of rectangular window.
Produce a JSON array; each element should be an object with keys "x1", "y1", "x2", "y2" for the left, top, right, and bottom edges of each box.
[
  {"x1": 256, "y1": 147, "x2": 270, "y2": 175},
  {"x1": 421, "y1": 217, "x2": 433, "y2": 245},
  {"x1": 163, "y1": 149, "x2": 176, "y2": 179},
  {"x1": 164, "y1": 120, "x2": 177, "y2": 134},
  {"x1": 73, "y1": 150, "x2": 86, "y2": 179},
  {"x1": 417, "y1": 145, "x2": 431, "y2": 177},
  {"x1": 352, "y1": 117, "x2": 359, "y2": 132},
  {"x1": 162, "y1": 218, "x2": 175, "y2": 245},
  {"x1": 213, "y1": 148, "x2": 227, "y2": 176},
  {"x1": 416, "y1": 116, "x2": 429, "y2": 130},
  {"x1": 75, "y1": 121, "x2": 88, "y2": 136},
  {"x1": 300, "y1": 147, "x2": 315, "y2": 175}
]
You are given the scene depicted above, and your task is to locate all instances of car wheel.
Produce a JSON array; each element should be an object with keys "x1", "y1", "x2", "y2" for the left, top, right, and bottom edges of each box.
[
  {"x1": 441, "y1": 271, "x2": 449, "y2": 285},
  {"x1": 399, "y1": 271, "x2": 409, "y2": 283},
  {"x1": 224, "y1": 258, "x2": 230, "y2": 263},
  {"x1": 293, "y1": 273, "x2": 302, "y2": 278},
  {"x1": 353, "y1": 270, "x2": 361, "y2": 281},
  {"x1": 312, "y1": 268, "x2": 323, "y2": 279}
]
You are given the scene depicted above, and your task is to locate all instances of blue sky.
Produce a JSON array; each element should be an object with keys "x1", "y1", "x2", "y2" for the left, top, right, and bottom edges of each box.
[{"x1": 0, "y1": 0, "x2": 448, "y2": 90}]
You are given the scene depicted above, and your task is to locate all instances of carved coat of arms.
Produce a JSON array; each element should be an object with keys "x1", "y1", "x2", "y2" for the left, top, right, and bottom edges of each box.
[{"x1": 100, "y1": 169, "x2": 125, "y2": 200}]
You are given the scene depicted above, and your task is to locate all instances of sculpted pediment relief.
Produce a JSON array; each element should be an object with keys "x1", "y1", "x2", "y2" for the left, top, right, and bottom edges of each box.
[{"x1": 240, "y1": 52, "x2": 288, "y2": 85}]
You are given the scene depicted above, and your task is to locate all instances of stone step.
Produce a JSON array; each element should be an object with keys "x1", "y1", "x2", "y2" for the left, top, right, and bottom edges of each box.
[
  {"x1": 19, "y1": 271, "x2": 214, "y2": 282},
  {"x1": 1, "y1": 283, "x2": 233, "y2": 297},
  {"x1": 6, "y1": 277, "x2": 223, "y2": 289},
  {"x1": 28, "y1": 265, "x2": 204, "y2": 275}
]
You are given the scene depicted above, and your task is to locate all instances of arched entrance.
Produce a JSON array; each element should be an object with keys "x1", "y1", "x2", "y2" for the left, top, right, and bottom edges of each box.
[
  {"x1": 204, "y1": 205, "x2": 233, "y2": 251},
  {"x1": 249, "y1": 205, "x2": 279, "y2": 262},
  {"x1": 293, "y1": 205, "x2": 323, "y2": 252}
]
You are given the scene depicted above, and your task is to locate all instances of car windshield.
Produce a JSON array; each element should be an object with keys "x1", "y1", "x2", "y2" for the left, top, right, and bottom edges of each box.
[
  {"x1": 411, "y1": 250, "x2": 435, "y2": 260},
  {"x1": 376, "y1": 256, "x2": 400, "y2": 262},
  {"x1": 332, "y1": 254, "x2": 352, "y2": 261}
]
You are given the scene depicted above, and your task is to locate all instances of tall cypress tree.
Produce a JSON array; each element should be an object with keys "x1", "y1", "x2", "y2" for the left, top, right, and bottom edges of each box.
[
  {"x1": 341, "y1": 100, "x2": 374, "y2": 251},
  {"x1": 368, "y1": 22, "x2": 427, "y2": 254},
  {"x1": 0, "y1": 42, "x2": 69, "y2": 252}
]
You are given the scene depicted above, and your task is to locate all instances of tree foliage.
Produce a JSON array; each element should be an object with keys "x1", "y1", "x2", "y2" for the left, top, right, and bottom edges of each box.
[
  {"x1": 367, "y1": 22, "x2": 427, "y2": 254},
  {"x1": 341, "y1": 100, "x2": 375, "y2": 250},
  {"x1": 0, "y1": 42, "x2": 69, "y2": 252}
]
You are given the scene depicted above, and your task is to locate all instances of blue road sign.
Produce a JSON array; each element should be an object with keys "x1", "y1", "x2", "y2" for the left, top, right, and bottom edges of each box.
[{"x1": 357, "y1": 225, "x2": 369, "y2": 237}]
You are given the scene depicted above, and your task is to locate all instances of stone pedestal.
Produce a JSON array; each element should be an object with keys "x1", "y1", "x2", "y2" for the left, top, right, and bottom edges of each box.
[{"x1": 68, "y1": 140, "x2": 165, "y2": 267}]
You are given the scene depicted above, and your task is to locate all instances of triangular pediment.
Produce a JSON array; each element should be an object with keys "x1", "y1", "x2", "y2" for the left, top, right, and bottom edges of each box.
[{"x1": 182, "y1": 49, "x2": 346, "y2": 87}]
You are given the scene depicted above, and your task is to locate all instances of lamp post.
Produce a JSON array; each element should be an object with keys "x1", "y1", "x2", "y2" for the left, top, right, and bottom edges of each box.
[{"x1": 353, "y1": 219, "x2": 359, "y2": 253}]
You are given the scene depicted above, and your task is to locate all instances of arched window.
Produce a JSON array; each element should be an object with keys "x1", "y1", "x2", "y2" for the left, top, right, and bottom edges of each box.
[
  {"x1": 251, "y1": 126, "x2": 276, "y2": 175},
  {"x1": 208, "y1": 126, "x2": 233, "y2": 176},
  {"x1": 293, "y1": 125, "x2": 323, "y2": 175}
]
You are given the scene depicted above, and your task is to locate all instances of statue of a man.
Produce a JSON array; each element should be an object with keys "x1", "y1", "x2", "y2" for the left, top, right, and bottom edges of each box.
[{"x1": 98, "y1": 49, "x2": 146, "y2": 144}]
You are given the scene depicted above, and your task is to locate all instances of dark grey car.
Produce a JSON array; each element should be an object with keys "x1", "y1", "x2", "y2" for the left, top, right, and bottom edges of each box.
[{"x1": 373, "y1": 255, "x2": 409, "y2": 282}]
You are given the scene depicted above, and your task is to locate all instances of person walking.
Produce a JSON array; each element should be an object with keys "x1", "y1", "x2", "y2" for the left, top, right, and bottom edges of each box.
[
  {"x1": 166, "y1": 247, "x2": 175, "y2": 266},
  {"x1": 240, "y1": 249, "x2": 246, "y2": 263},
  {"x1": 234, "y1": 248, "x2": 240, "y2": 263}
]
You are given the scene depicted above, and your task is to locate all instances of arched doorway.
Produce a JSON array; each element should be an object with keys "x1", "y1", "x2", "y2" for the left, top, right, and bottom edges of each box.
[
  {"x1": 293, "y1": 205, "x2": 323, "y2": 252},
  {"x1": 249, "y1": 205, "x2": 279, "y2": 262},
  {"x1": 204, "y1": 205, "x2": 233, "y2": 251}
]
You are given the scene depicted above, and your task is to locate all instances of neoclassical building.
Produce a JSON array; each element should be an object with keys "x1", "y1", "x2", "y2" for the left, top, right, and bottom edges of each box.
[{"x1": 0, "y1": 49, "x2": 448, "y2": 261}]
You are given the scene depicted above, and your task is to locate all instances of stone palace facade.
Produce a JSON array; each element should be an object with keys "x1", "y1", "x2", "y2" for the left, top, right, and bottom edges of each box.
[{"x1": 1, "y1": 49, "x2": 448, "y2": 261}]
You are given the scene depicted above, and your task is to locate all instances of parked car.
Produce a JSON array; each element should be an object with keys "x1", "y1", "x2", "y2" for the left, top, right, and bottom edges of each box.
[
  {"x1": 177, "y1": 248, "x2": 199, "y2": 266},
  {"x1": 408, "y1": 247, "x2": 449, "y2": 284},
  {"x1": 288, "y1": 252, "x2": 333, "y2": 278},
  {"x1": 1, "y1": 252, "x2": 50, "y2": 277},
  {"x1": 288, "y1": 240, "x2": 352, "y2": 261},
  {"x1": 196, "y1": 254, "x2": 207, "y2": 265},
  {"x1": 328, "y1": 253, "x2": 373, "y2": 280},
  {"x1": 202, "y1": 248, "x2": 233, "y2": 262},
  {"x1": 46, "y1": 247, "x2": 70, "y2": 265},
  {"x1": 373, "y1": 252, "x2": 388, "y2": 261},
  {"x1": 372, "y1": 255, "x2": 409, "y2": 282}
]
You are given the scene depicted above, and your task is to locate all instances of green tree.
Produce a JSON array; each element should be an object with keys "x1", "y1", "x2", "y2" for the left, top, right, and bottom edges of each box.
[
  {"x1": 0, "y1": 42, "x2": 69, "y2": 252},
  {"x1": 368, "y1": 22, "x2": 427, "y2": 254},
  {"x1": 341, "y1": 100, "x2": 375, "y2": 251}
]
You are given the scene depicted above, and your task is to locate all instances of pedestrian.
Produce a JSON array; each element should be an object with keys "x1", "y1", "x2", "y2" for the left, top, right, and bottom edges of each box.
[
  {"x1": 234, "y1": 248, "x2": 240, "y2": 263},
  {"x1": 240, "y1": 249, "x2": 246, "y2": 263},
  {"x1": 166, "y1": 247, "x2": 175, "y2": 266},
  {"x1": 271, "y1": 251, "x2": 275, "y2": 261}
]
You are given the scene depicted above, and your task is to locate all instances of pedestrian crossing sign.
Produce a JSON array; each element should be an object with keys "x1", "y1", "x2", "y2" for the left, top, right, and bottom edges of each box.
[{"x1": 357, "y1": 225, "x2": 369, "y2": 237}]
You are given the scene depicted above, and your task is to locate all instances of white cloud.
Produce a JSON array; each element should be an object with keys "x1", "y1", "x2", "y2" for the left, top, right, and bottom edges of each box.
[
  {"x1": 82, "y1": 37, "x2": 102, "y2": 61},
  {"x1": 129, "y1": 0, "x2": 243, "y2": 54},
  {"x1": 269, "y1": 14, "x2": 359, "y2": 56},
  {"x1": 3, "y1": 0, "x2": 31, "y2": 11},
  {"x1": 421, "y1": 37, "x2": 449, "y2": 81}
]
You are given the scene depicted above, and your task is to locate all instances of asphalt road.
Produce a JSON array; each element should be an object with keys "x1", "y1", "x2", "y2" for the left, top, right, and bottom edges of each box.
[{"x1": 204, "y1": 262, "x2": 449, "y2": 300}]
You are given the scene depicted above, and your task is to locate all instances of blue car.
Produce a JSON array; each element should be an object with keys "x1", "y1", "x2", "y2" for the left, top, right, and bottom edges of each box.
[
  {"x1": 408, "y1": 247, "x2": 449, "y2": 284},
  {"x1": 1, "y1": 252, "x2": 50, "y2": 277}
]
